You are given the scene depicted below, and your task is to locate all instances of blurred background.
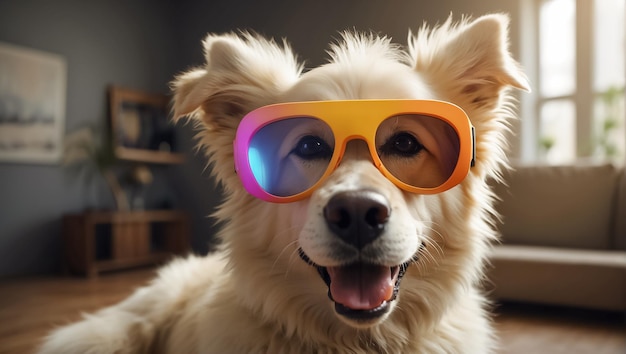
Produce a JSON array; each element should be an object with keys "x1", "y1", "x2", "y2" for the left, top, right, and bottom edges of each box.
[{"x1": 0, "y1": 0, "x2": 624, "y2": 277}]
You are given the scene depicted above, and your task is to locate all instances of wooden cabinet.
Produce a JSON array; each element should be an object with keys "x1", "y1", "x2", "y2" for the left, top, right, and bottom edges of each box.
[
  {"x1": 62, "y1": 210, "x2": 189, "y2": 277},
  {"x1": 59, "y1": 87, "x2": 191, "y2": 277}
]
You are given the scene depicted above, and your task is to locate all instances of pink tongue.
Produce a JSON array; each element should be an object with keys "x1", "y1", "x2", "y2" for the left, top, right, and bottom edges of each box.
[{"x1": 328, "y1": 264, "x2": 394, "y2": 310}]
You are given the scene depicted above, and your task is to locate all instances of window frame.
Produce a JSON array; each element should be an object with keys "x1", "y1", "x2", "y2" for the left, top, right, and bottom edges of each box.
[{"x1": 519, "y1": 0, "x2": 626, "y2": 164}]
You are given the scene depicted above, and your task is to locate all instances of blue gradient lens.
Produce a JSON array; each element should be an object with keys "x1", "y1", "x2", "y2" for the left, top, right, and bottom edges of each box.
[{"x1": 248, "y1": 117, "x2": 334, "y2": 197}]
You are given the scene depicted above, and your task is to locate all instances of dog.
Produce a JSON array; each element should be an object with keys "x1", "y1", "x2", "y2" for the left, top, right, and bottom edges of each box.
[{"x1": 39, "y1": 13, "x2": 528, "y2": 353}]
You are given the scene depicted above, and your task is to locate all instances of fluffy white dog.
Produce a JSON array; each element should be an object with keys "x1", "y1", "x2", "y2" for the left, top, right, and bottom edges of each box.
[{"x1": 40, "y1": 14, "x2": 528, "y2": 353}]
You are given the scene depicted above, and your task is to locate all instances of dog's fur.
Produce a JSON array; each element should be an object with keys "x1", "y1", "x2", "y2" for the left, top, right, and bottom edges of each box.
[{"x1": 40, "y1": 14, "x2": 528, "y2": 353}]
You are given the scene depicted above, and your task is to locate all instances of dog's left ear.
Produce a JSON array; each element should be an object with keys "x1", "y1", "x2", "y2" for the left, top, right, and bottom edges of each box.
[{"x1": 411, "y1": 14, "x2": 530, "y2": 108}]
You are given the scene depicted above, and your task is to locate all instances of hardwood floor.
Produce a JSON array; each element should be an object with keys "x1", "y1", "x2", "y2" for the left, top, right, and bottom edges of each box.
[
  {"x1": 495, "y1": 302, "x2": 625, "y2": 354},
  {"x1": 0, "y1": 268, "x2": 157, "y2": 354},
  {"x1": 0, "y1": 268, "x2": 624, "y2": 354}
]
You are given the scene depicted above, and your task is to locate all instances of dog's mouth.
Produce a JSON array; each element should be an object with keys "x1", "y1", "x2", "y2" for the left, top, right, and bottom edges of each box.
[{"x1": 298, "y1": 249, "x2": 417, "y2": 322}]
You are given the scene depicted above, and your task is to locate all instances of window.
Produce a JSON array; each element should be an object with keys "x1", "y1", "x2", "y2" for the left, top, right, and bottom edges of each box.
[{"x1": 520, "y1": 0, "x2": 625, "y2": 165}]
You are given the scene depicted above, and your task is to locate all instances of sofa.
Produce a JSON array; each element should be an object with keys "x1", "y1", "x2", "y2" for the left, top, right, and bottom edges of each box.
[{"x1": 487, "y1": 163, "x2": 626, "y2": 311}]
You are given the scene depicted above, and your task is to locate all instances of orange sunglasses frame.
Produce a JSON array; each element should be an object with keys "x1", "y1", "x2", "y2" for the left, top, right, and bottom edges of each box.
[{"x1": 233, "y1": 99, "x2": 475, "y2": 203}]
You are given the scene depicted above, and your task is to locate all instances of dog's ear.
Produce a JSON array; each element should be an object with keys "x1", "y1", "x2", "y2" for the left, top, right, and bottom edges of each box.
[
  {"x1": 410, "y1": 14, "x2": 530, "y2": 178},
  {"x1": 172, "y1": 33, "x2": 302, "y2": 123},
  {"x1": 171, "y1": 33, "x2": 302, "y2": 193},
  {"x1": 410, "y1": 14, "x2": 530, "y2": 109}
]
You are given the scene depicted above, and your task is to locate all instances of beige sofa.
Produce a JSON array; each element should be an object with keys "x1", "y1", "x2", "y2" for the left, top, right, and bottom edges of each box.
[{"x1": 488, "y1": 163, "x2": 626, "y2": 311}]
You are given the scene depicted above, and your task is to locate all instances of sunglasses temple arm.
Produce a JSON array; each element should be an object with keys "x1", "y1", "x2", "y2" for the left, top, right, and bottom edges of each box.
[{"x1": 470, "y1": 126, "x2": 476, "y2": 168}]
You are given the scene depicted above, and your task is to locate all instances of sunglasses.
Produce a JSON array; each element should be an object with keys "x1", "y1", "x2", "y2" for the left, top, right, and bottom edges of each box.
[{"x1": 233, "y1": 100, "x2": 475, "y2": 203}]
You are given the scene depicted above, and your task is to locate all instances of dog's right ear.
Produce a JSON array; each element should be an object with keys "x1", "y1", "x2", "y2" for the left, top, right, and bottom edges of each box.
[
  {"x1": 171, "y1": 34, "x2": 302, "y2": 194},
  {"x1": 171, "y1": 33, "x2": 302, "y2": 124}
]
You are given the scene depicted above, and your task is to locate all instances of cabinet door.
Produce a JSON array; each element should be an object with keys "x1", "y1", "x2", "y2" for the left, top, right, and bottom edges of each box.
[{"x1": 112, "y1": 221, "x2": 150, "y2": 259}]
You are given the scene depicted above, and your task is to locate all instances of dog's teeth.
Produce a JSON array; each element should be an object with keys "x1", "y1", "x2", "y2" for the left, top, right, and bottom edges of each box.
[{"x1": 390, "y1": 266, "x2": 398, "y2": 279}]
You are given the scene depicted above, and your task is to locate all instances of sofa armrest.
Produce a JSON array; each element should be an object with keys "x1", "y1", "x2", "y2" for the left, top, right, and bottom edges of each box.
[{"x1": 613, "y1": 169, "x2": 626, "y2": 250}]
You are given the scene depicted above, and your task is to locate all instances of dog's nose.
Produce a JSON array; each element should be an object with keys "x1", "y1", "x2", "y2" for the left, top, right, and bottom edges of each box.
[{"x1": 324, "y1": 190, "x2": 390, "y2": 249}]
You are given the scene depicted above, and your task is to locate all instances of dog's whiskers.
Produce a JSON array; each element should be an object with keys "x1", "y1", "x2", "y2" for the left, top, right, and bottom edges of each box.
[
  {"x1": 269, "y1": 224, "x2": 311, "y2": 280},
  {"x1": 284, "y1": 246, "x2": 307, "y2": 280},
  {"x1": 410, "y1": 222, "x2": 444, "y2": 274},
  {"x1": 418, "y1": 242, "x2": 440, "y2": 271},
  {"x1": 420, "y1": 222, "x2": 445, "y2": 255},
  {"x1": 272, "y1": 237, "x2": 300, "y2": 272}
]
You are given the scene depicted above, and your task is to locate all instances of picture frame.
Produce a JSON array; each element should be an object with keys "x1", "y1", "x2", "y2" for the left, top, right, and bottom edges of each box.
[
  {"x1": 108, "y1": 86, "x2": 183, "y2": 164},
  {"x1": 0, "y1": 42, "x2": 67, "y2": 164}
]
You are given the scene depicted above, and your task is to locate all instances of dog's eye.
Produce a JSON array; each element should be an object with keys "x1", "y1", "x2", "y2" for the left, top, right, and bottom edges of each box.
[
  {"x1": 380, "y1": 132, "x2": 424, "y2": 157},
  {"x1": 292, "y1": 135, "x2": 332, "y2": 160}
]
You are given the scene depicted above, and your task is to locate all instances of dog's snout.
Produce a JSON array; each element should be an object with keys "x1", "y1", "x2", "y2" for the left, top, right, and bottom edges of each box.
[{"x1": 323, "y1": 190, "x2": 390, "y2": 249}]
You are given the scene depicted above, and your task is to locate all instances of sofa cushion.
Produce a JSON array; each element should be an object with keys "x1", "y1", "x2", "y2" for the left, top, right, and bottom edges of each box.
[
  {"x1": 494, "y1": 164, "x2": 620, "y2": 250},
  {"x1": 488, "y1": 245, "x2": 626, "y2": 311}
]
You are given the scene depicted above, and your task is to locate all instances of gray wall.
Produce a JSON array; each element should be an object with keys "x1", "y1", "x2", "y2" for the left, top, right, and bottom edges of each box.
[
  {"x1": 0, "y1": 0, "x2": 522, "y2": 277},
  {"x1": 0, "y1": 0, "x2": 218, "y2": 277}
]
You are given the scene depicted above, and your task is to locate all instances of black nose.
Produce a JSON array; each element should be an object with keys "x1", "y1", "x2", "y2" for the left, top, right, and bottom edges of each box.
[{"x1": 323, "y1": 190, "x2": 391, "y2": 249}]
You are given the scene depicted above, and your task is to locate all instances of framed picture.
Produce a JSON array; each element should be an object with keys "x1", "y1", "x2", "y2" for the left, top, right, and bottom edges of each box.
[
  {"x1": 0, "y1": 42, "x2": 67, "y2": 164},
  {"x1": 108, "y1": 86, "x2": 183, "y2": 164}
]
